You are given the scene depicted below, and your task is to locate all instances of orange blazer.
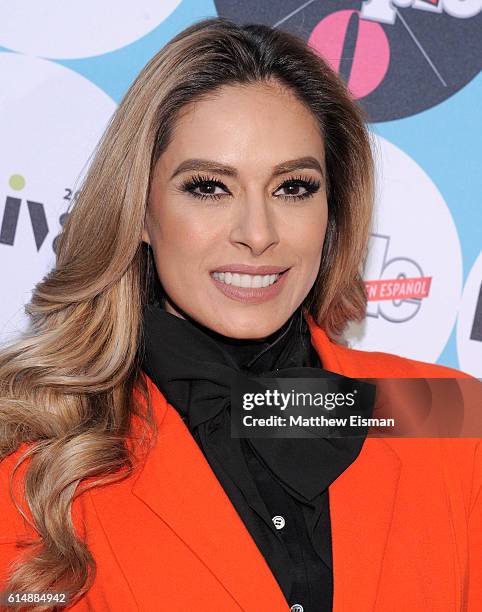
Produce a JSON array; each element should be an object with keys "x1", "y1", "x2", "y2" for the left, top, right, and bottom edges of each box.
[{"x1": 1, "y1": 313, "x2": 481, "y2": 611}]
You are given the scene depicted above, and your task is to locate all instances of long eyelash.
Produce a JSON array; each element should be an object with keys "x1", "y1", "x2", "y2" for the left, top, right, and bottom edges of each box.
[
  {"x1": 277, "y1": 175, "x2": 321, "y2": 201},
  {"x1": 178, "y1": 173, "x2": 321, "y2": 202},
  {"x1": 179, "y1": 173, "x2": 228, "y2": 200}
]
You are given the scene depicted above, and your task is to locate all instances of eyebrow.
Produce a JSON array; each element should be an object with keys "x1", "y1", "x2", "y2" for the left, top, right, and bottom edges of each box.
[{"x1": 169, "y1": 156, "x2": 324, "y2": 180}]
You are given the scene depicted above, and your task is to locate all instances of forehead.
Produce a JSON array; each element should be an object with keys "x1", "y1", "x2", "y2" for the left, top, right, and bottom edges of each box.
[{"x1": 159, "y1": 81, "x2": 325, "y2": 175}]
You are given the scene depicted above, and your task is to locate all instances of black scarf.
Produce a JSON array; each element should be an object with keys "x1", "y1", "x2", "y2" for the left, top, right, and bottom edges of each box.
[
  {"x1": 140, "y1": 303, "x2": 375, "y2": 604},
  {"x1": 140, "y1": 302, "x2": 375, "y2": 500}
]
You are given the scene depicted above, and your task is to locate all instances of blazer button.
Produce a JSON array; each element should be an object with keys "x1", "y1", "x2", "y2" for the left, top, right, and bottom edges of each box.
[{"x1": 290, "y1": 605, "x2": 304, "y2": 612}]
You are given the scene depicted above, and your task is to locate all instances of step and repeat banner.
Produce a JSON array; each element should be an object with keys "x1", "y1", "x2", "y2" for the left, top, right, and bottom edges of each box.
[{"x1": 0, "y1": 1, "x2": 481, "y2": 375}]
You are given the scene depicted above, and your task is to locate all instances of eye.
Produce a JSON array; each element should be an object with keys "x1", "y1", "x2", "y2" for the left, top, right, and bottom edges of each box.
[
  {"x1": 178, "y1": 173, "x2": 322, "y2": 203},
  {"x1": 273, "y1": 176, "x2": 321, "y2": 201},
  {"x1": 179, "y1": 173, "x2": 230, "y2": 201}
]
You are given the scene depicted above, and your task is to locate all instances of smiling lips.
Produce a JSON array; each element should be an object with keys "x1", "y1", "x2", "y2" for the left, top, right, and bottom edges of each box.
[{"x1": 210, "y1": 266, "x2": 290, "y2": 303}]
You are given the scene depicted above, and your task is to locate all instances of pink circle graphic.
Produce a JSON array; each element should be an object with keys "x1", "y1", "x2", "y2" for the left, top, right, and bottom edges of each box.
[{"x1": 308, "y1": 10, "x2": 390, "y2": 99}]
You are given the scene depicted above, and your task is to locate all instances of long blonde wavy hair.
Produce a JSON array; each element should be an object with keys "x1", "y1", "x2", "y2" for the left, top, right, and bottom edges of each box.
[{"x1": 0, "y1": 16, "x2": 375, "y2": 609}]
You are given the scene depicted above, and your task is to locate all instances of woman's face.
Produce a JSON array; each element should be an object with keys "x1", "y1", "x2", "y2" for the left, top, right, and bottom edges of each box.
[{"x1": 143, "y1": 80, "x2": 328, "y2": 339}]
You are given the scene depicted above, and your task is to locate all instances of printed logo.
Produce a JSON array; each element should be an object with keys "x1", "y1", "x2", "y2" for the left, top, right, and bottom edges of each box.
[
  {"x1": 1, "y1": 174, "x2": 73, "y2": 253},
  {"x1": 0, "y1": 53, "x2": 115, "y2": 343},
  {"x1": 1, "y1": 174, "x2": 49, "y2": 252},
  {"x1": 214, "y1": 0, "x2": 482, "y2": 120},
  {"x1": 365, "y1": 234, "x2": 432, "y2": 322},
  {"x1": 343, "y1": 135, "x2": 462, "y2": 362}
]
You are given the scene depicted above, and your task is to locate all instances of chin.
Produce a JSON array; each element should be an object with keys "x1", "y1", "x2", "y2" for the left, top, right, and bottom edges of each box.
[{"x1": 215, "y1": 316, "x2": 281, "y2": 340}]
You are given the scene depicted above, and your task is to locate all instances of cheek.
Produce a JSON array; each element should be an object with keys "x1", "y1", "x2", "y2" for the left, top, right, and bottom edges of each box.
[
  {"x1": 289, "y1": 206, "x2": 327, "y2": 262},
  {"x1": 157, "y1": 207, "x2": 196, "y2": 242},
  {"x1": 289, "y1": 210, "x2": 327, "y2": 293},
  {"x1": 153, "y1": 211, "x2": 213, "y2": 276}
]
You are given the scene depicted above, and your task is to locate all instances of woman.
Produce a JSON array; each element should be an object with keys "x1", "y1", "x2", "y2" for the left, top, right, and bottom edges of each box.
[{"x1": 0, "y1": 16, "x2": 480, "y2": 612}]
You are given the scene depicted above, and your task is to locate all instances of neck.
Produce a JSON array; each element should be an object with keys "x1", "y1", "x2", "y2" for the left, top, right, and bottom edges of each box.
[{"x1": 160, "y1": 296, "x2": 300, "y2": 345}]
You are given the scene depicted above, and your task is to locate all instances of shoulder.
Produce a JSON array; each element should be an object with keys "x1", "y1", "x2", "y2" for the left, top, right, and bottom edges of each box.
[
  {"x1": 308, "y1": 313, "x2": 473, "y2": 379},
  {"x1": 332, "y1": 340, "x2": 474, "y2": 379},
  {"x1": 332, "y1": 343, "x2": 481, "y2": 517}
]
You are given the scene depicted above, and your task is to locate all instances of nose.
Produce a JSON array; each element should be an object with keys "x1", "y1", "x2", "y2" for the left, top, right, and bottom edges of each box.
[{"x1": 229, "y1": 193, "x2": 280, "y2": 256}]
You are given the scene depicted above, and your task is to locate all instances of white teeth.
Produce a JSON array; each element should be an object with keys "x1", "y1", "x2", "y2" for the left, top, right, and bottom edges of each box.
[{"x1": 212, "y1": 271, "x2": 281, "y2": 288}]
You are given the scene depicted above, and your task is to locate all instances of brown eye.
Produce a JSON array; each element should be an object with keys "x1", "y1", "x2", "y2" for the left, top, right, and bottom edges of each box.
[
  {"x1": 179, "y1": 173, "x2": 231, "y2": 201},
  {"x1": 274, "y1": 176, "x2": 321, "y2": 201},
  {"x1": 191, "y1": 182, "x2": 224, "y2": 197},
  {"x1": 276, "y1": 183, "x2": 307, "y2": 197}
]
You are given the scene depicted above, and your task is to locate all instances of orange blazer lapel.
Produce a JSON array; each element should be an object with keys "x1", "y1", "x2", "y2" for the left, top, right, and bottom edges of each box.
[
  {"x1": 130, "y1": 399, "x2": 291, "y2": 611},
  {"x1": 90, "y1": 381, "x2": 291, "y2": 611}
]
